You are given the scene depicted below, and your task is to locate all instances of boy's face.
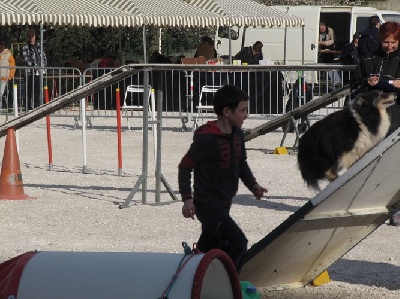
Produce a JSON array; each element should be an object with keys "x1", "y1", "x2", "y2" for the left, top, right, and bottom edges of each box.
[{"x1": 228, "y1": 100, "x2": 248, "y2": 128}]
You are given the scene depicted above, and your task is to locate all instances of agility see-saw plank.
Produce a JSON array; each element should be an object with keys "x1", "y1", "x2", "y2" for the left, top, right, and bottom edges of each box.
[
  {"x1": 240, "y1": 129, "x2": 400, "y2": 290},
  {"x1": 0, "y1": 65, "x2": 141, "y2": 138},
  {"x1": 244, "y1": 85, "x2": 351, "y2": 142}
]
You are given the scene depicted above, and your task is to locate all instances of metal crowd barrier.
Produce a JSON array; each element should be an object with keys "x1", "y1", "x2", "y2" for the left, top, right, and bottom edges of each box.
[
  {"x1": 0, "y1": 64, "x2": 356, "y2": 201},
  {"x1": 0, "y1": 66, "x2": 82, "y2": 121},
  {"x1": 0, "y1": 64, "x2": 356, "y2": 128}
]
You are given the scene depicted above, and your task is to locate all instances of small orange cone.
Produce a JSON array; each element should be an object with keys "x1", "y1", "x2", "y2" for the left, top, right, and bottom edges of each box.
[{"x1": 0, "y1": 128, "x2": 34, "y2": 200}]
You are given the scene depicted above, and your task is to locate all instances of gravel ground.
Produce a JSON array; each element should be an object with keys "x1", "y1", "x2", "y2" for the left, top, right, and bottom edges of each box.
[{"x1": 0, "y1": 115, "x2": 399, "y2": 298}]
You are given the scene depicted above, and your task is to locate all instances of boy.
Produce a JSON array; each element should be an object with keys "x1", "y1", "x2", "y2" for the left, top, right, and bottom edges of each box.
[{"x1": 178, "y1": 85, "x2": 267, "y2": 273}]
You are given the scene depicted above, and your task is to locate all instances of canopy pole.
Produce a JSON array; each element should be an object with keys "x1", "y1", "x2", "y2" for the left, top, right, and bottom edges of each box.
[
  {"x1": 284, "y1": 26, "x2": 288, "y2": 65},
  {"x1": 302, "y1": 25, "x2": 305, "y2": 65},
  {"x1": 142, "y1": 25, "x2": 147, "y2": 63},
  {"x1": 228, "y1": 26, "x2": 232, "y2": 65},
  {"x1": 158, "y1": 27, "x2": 162, "y2": 54},
  {"x1": 118, "y1": 28, "x2": 123, "y2": 65},
  {"x1": 40, "y1": 22, "x2": 44, "y2": 106}
]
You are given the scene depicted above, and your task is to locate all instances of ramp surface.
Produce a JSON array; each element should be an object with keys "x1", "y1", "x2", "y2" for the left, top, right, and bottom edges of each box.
[{"x1": 240, "y1": 130, "x2": 400, "y2": 290}]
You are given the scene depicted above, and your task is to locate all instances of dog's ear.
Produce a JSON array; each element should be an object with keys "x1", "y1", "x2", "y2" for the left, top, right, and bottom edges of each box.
[
  {"x1": 356, "y1": 90, "x2": 383, "y2": 107},
  {"x1": 370, "y1": 90, "x2": 384, "y2": 107}
]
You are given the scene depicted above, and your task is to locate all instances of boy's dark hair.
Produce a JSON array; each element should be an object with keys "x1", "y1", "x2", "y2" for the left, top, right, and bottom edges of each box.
[{"x1": 213, "y1": 85, "x2": 249, "y2": 116}]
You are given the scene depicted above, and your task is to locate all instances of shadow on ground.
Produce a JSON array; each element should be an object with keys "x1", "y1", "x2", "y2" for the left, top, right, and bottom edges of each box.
[{"x1": 329, "y1": 258, "x2": 400, "y2": 290}]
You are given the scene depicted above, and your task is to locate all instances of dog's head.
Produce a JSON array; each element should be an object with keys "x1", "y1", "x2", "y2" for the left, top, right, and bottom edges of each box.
[{"x1": 354, "y1": 90, "x2": 397, "y2": 111}]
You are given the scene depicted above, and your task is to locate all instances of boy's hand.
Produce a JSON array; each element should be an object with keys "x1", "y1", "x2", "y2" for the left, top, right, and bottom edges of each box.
[
  {"x1": 182, "y1": 199, "x2": 195, "y2": 220},
  {"x1": 252, "y1": 183, "x2": 268, "y2": 200}
]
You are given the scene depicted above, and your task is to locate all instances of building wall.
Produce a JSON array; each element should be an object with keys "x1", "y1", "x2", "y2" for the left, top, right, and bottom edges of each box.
[{"x1": 367, "y1": 0, "x2": 400, "y2": 11}]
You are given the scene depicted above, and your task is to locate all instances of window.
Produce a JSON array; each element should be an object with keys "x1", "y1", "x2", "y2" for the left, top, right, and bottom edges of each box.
[{"x1": 382, "y1": 14, "x2": 400, "y2": 23}]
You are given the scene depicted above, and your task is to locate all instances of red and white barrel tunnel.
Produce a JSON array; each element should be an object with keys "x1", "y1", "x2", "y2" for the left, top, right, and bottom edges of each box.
[{"x1": 0, "y1": 249, "x2": 242, "y2": 299}]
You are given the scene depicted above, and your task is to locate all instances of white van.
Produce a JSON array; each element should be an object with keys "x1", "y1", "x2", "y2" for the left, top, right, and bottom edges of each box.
[{"x1": 215, "y1": 6, "x2": 400, "y2": 65}]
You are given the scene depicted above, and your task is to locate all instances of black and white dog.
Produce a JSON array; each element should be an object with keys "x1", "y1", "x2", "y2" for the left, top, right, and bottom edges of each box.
[{"x1": 298, "y1": 90, "x2": 397, "y2": 190}]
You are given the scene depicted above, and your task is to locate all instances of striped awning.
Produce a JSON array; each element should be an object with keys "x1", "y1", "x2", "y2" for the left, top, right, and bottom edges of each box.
[
  {"x1": 0, "y1": 0, "x2": 303, "y2": 28},
  {"x1": 131, "y1": 0, "x2": 228, "y2": 27},
  {"x1": 0, "y1": 0, "x2": 145, "y2": 27},
  {"x1": 0, "y1": 0, "x2": 226, "y2": 28},
  {"x1": 188, "y1": 0, "x2": 305, "y2": 27}
]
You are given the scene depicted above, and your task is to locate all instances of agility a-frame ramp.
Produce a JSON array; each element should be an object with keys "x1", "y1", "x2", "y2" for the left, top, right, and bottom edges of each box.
[{"x1": 240, "y1": 129, "x2": 400, "y2": 290}]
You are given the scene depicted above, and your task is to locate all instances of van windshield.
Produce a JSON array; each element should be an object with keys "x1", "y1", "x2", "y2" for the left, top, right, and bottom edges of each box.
[{"x1": 382, "y1": 14, "x2": 400, "y2": 23}]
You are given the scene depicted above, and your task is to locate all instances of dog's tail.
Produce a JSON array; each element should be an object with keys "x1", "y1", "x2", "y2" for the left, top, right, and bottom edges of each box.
[{"x1": 305, "y1": 178, "x2": 321, "y2": 192}]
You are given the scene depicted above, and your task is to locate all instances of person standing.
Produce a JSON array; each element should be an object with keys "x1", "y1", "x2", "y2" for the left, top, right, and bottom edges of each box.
[
  {"x1": 178, "y1": 85, "x2": 267, "y2": 273},
  {"x1": 340, "y1": 32, "x2": 361, "y2": 87},
  {"x1": 358, "y1": 15, "x2": 381, "y2": 58},
  {"x1": 0, "y1": 39, "x2": 15, "y2": 110},
  {"x1": 353, "y1": 22, "x2": 400, "y2": 227},
  {"x1": 354, "y1": 21, "x2": 400, "y2": 228},
  {"x1": 194, "y1": 36, "x2": 218, "y2": 61},
  {"x1": 22, "y1": 29, "x2": 47, "y2": 110},
  {"x1": 353, "y1": 21, "x2": 400, "y2": 102},
  {"x1": 354, "y1": 20, "x2": 400, "y2": 133},
  {"x1": 340, "y1": 32, "x2": 361, "y2": 66}
]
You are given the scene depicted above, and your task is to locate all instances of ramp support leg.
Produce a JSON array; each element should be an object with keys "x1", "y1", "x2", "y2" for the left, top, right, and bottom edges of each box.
[{"x1": 311, "y1": 270, "x2": 331, "y2": 286}]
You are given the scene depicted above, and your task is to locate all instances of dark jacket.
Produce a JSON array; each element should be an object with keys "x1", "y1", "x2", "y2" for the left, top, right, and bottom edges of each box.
[
  {"x1": 178, "y1": 120, "x2": 257, "y2": 204},
  {"x1": 22, "y1": 43, "x2": 47, "y2": 74},
  {"x1": 234, "y1": 46, "x2": 263, "y2": 65},
  {"x1": 353, "y1": 47, "x2": 400, "y2": 91},
  {"x1": 340, "y1": 42, "x2": 359, "y2": 65},
  {"x1": 358, "y1": 26, "x2": 380, "y2": 58},
  {"x1": 353, "y1": 47, "x2": 400, "y2": 136}
]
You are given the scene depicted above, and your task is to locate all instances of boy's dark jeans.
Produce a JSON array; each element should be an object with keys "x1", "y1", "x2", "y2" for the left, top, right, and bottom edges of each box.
[{"x1": 194, "y1": 200, "x2": 248, "y2": 273}]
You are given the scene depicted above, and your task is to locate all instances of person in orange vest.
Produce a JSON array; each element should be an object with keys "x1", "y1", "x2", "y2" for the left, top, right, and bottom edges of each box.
[{"x1": 0, "y1": 38, "x2": 16, "y2": 110}]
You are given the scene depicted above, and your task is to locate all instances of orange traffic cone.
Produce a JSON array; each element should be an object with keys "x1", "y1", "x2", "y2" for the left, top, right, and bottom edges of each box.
[{"x1": 0, "y1": 128, "x2": 34, "y2": 200}]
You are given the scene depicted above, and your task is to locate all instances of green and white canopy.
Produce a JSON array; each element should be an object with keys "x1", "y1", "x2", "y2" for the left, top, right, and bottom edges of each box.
[
  {"x1": 188, "y1": 0, "x2": 304, "y2": 27},
  {"x1": 0, "y1": 0, "x2": 303, "y2": 28}
]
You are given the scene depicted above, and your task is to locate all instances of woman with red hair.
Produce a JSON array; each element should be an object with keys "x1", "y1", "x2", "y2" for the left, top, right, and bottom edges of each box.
[
  {"x1": 354, "y1": 21, "x2": 400, "y2": 92},
  {"x1": 353, "y1": 21, "x2": 400, "y2": 226}
]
